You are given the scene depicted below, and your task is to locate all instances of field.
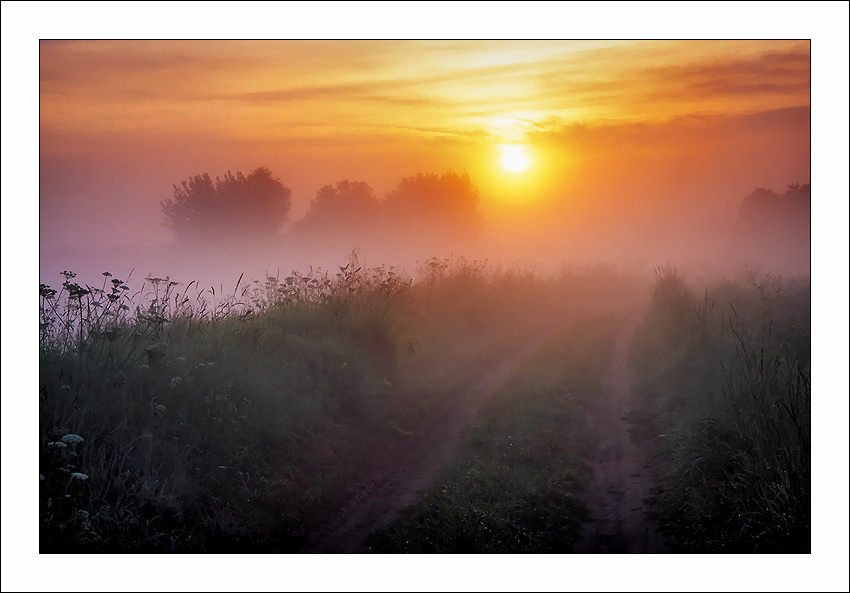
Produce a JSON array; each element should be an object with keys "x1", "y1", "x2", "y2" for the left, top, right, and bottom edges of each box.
[{"x1": 37, "y1": 254, "x2": 810, "y2": 554}]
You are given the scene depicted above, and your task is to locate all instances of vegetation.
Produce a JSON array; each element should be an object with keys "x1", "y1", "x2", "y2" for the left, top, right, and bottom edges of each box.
[
  {"x1": 365, "y1": 314, "x2": 627, "y2": 552},
  {"x1": 160, "y1": 166, "x2": 292, "y2": 243},
  {"x1": 288, "y1": 180, "x2": 382, "y2": 241},
  {"x1": 38, "y1": 254, "x2": 642, "y2": 551},
  {"x1": 383, "y1": 171, "x2": 480, "y2": 229},
  {"x1": 38, "y1": 252, "x2": 810, "y2": 553},
  {"x1": 631, "y1": 265, "x2": 811, "y2": 552}
]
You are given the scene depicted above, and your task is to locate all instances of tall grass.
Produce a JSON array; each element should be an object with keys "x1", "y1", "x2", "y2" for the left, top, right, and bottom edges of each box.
[
  {"x1": 39, "y1": 256, "x2": 414, "y2": 550},
  {"x1": 633, "y1": 266, "x2": 810, "y2": 552},
  {"x1": 39, "y1": 253, "x2": 645, "y2": 551}
]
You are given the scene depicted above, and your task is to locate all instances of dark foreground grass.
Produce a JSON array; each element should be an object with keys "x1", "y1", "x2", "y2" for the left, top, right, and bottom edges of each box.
[
  {"x1": 39, "y1": 255, "x2": 644, "y2": 551},
  {"x1": 364, "y1": 313, "x2": 628, "y2": 553},
  {"x1": 631, "y1": 266, "x2": 810, "y2": 552}
]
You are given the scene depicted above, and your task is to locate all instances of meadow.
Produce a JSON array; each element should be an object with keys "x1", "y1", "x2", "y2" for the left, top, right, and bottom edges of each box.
[{"x1": 38, "y1": 254, "x2": 810, "y2": 553}]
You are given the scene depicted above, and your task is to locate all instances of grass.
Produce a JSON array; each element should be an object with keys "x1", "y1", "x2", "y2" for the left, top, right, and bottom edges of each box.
[
  {"x1": 364, "y1": 312, "x2": 630, "y2": 553},
  {"x1": 631, "y1": 265, "x2": 811, "y2": 552},
  {"x1": 39, "y1": 253, "x2": 644, "y2": 551}
]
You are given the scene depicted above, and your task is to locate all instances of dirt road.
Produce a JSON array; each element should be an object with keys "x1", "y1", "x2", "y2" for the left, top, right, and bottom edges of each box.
[
  {"x1": 306, "y1": 328, "x2": 561, "y2": 553},
  {"x1": 305, "y1": 312, "x2": 664, "y2": 553},
  {"x1": 574, "y1": 311, "x2": 665, "y2": 553}
]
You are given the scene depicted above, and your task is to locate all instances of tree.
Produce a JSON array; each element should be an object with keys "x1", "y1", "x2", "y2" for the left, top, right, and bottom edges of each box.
[
  {"x1": 383, "y1": 171, "x2": 480, "y2": 228},
  {"x1": 161, "y1": 166, "x2": 291, "y2": 243},
  {"x1": 738, "y1": 182, "x2": 810, "y2": 230},
  {"x1": 289, "y1": 180, "x2": 381, "y2": 237}
]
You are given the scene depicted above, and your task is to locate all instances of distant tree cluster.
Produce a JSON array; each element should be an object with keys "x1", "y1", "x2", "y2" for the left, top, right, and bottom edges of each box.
[
  {"x1": 162, "y1": 167, "x2": 481, "y2": 247},
  {"x1": 736, "y1": 182, "x2": 810, "y2": 273},
  {"x1": 288, "y1": 179, "x2": 382, "y2": 238},
  {"x1": 161, "y1": 166, "x2": 291, "y2": 243},
  {"x1": 738, "y1": 182, "x2": 810, "y2": 232},
  {"x1": 383, "y1": 171, "x2": 480, "y2": 227}
]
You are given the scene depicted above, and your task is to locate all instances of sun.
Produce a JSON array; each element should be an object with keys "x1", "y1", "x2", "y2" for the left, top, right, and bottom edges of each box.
[{"x1": 499, "y1": 144, "x2": 531, "y2": 172}]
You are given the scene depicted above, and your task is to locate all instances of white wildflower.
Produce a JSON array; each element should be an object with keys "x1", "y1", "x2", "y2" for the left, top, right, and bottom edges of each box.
[
  {"x1": 206, "y1": 362, "x2": 214, "y2": 367},
  {"x1": 70, "y1": 472, "x2": 89, "y2": 481},
  {"x1": 60, "y1": 384, "x2": 71, "y2": 390},
  {"x1": 138, "y1": 364, "x2": 150, "y2": 370},
  {"x1": 61, "y1": 434, "x2": 84, "y2": 444},
  {"x1": 47, "y1": 441, "x2": 68, "y2": 449},
  {"x1": 170, "y1": 376, "x2": 182, "y2": 388},
  {"x1": 155, "y1": 404, "x2": 166, "y2": 413},
  {"x1": 175, "y1": 357, "x2": 186, "y2": 362}
]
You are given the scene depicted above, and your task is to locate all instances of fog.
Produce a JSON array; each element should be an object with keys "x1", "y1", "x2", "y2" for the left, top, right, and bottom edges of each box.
[{"x1": 39, "y1": 109, "x2": 812, "y2": 296}]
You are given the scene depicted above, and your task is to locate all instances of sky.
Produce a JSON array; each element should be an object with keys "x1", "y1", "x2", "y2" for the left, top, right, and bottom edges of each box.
[
  {"x1": 33, "y1": 35, "x2": 818, "y2": 288},
  {"x1": 4, "y1": 2, "x2": 850, "y2": 591},
  {"x1": 38, "y1": 38, "x2": 811, "y2": 251}
]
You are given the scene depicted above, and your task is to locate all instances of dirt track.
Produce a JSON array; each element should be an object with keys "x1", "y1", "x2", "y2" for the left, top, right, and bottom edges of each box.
[
  {"x1": 573, "y1": 311, "x2": 665, "y2": 553},
  {"x1": 305, "y1": 313, "x2": 664, "y2": 553},
  {"x1": 306, "y1": 328, "x2": 560, "y2": 553}
]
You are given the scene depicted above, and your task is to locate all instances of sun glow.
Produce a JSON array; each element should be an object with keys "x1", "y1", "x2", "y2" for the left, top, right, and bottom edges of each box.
[{"x1": 499, "y1": 144, "x2": 531, "y2": 172}]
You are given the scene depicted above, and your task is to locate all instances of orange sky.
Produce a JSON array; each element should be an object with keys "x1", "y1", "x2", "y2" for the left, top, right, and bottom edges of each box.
[{"x1": 36, "y1": 38, "x2": 814, "y2": 265}]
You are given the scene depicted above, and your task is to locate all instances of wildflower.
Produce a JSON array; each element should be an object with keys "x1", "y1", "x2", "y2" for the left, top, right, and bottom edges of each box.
[
  {"x1": 60, "y1": 384, "x2": 70, "y2": 390},
  {"x1": 47, "y1": 441, "x2": 68, "y2": 449},
  {"x1": 70, "y1": 472, "x2": 89, "y2": 481},
  {"x1": 170, "y1": 376, "x2": 182, "y2": 388},
  {"x1": 61, "y1": 434, "x2": 84, "y2": 445},
  {"x1": 155, "y1": 404, "x2": 166, "y2": 413},
  {"x1": 175, "y1": 357, "x2": 186, "y2": 362},
  {"x1": 139, "y1": 364, "x2": 150, "y2": 370}
]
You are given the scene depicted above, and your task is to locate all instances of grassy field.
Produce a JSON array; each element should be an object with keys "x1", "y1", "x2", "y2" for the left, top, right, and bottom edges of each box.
[
  {"x1": 364, "y1": 313, "x2": 628, "y2": 552},
  {"x1": 38, "y1": 254, "x2": 643, "y2": 551},
  {"x1": 630, "y1": 265, "x2": 811, "y2": 552},
  {"x1": 39, "y1": 253, "x2": 809, "y2": 553}
]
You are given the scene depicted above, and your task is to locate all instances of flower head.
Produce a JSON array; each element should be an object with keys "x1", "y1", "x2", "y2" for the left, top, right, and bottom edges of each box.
[
  {"x1": 47, "y1": 441, "x2": 68, "y2": 449},
  {"x1": 170, "y1": 376, "x2": 182, "y2": 388},
  {"x1": 70, "y1": 472, "x2": 89, "y2": 481},
  {"x1": 61, "y1": 434, "x2": 84, "y2": 445}
]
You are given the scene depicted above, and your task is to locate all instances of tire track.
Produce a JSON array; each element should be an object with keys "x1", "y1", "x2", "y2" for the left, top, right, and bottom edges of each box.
[
  {"x1": 574, "y1": 311, "x2": 665, "y2": 553},
  {"x1": 306, "y1": 328, "x2": 561, "y2": 553}
]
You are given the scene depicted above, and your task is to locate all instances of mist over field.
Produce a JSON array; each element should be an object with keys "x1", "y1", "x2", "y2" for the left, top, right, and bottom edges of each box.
[
  {"x1": 39, "y1": 116, "x2": 811, "y2": 295},
  {"x1": 14, "y1": 17, "x2": 848, "y2": 590},
  {"x1": 38, "y1": 38, "x2": 813, "y2": 294}
]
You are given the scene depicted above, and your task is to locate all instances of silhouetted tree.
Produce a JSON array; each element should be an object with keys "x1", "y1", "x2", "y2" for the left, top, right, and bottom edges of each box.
[
  {"x1": 289, "y1": 180, "x2": 381, "y2": 237},
  {"x1": 161, "y1": 166, "x2": 291, "y2": 243},
  {"x1": 739, "y1": 183, "x2": 810, "y2": 230},
  {"x1": 736, "y1": 182, "x2": 810, "y2": 274},
  {"x1": 383, "y1": 171, "x2": 480, "y2": 228}
]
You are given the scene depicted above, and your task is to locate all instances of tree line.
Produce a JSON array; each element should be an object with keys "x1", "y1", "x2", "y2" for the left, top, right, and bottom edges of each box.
[{"x1": 161, "y1": 166, "x2": 480, "y2": 245}]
